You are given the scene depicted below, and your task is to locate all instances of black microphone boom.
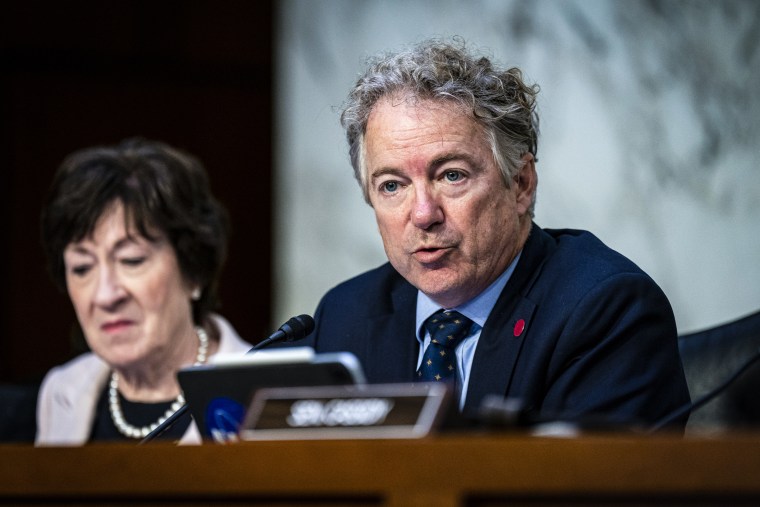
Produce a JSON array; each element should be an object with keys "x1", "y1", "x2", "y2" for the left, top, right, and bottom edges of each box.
[
  {"x1": 649, "y1": 346, "x2": 760, "y2": 432},
  {"x1": 139, "y1": 314, "x2": 314, "y2": 444}
]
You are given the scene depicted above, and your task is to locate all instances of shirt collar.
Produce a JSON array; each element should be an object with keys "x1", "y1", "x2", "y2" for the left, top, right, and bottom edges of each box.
[{"x1": 415, "y1": 250, "x2": 522, "y2": 343}]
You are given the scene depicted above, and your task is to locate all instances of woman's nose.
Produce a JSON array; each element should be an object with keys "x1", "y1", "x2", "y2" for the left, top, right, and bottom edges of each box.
[{"x1": 93, "y1": 266, "x2": 127, "y2": 308}]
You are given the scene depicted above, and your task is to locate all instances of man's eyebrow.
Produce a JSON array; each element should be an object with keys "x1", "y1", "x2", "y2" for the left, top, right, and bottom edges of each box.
[
  {"x1": 430, "y1": 152, "x2": 478, "y2": 169},
  {"x1": 370, "y1": 153, "x2": 479, "y2": 181},
  {"x1": 370, "y1": 167, "x2": 405, "y2": 181}
]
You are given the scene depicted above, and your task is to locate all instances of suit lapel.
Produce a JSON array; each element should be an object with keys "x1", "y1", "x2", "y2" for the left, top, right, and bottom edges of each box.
[
  {"x1": 463, "y1": 224, "x2": 553, "y2": 414},
  {"x1": 362, "y1": 278, "x2": 419, "y2": 383}
]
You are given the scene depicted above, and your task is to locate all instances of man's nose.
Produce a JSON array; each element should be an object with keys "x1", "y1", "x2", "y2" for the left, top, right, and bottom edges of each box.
[{"x1": 410, "y1": 184, "x2": 444, "y2": 230}]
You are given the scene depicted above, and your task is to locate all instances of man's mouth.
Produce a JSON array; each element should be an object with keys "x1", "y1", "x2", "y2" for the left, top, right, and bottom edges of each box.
[{"x1": 412, "y1": 246, "x2": 451, "y2": 264}]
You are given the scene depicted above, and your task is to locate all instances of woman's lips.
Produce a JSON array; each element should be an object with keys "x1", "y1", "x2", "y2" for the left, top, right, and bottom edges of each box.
[{"x1": 101, "y1": 320, "x2": 134, "y2": 333}]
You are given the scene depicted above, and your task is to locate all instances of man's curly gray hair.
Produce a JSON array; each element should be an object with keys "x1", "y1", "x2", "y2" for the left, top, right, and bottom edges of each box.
[{"x1": 340, "y1": 38, "x2": 540, "y2": 214}]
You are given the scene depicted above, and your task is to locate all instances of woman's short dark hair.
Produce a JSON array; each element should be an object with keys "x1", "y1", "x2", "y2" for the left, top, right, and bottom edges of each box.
[{"x1": 40, "y1": 137, "x2": 230, "y2": 324}]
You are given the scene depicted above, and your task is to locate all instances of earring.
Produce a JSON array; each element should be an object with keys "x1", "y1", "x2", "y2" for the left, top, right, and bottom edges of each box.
[{"x1": 191, "y1": 287, "x2": 201, "y2": 301}]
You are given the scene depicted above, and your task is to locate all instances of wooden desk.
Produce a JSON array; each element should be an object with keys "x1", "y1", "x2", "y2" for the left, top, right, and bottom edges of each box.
[{"x1": 2, "y1": 433, "x2": 760, "y2": 506}]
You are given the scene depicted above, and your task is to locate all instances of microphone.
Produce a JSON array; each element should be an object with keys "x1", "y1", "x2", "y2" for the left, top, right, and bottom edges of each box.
[
  {"x1": 648, "y1": 346, "x2": 760, "y2": 432},
  {"x1": 246, "y1": 314, "x2": 315, "y2": 352},
  {"x1": 138, "y1": 314, "x2": 314, "y2": 444}
]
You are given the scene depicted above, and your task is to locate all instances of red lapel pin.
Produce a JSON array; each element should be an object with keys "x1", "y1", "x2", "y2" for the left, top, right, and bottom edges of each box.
[{"x1": 513, "y1": 319, "x2": 525, "y2": 337}]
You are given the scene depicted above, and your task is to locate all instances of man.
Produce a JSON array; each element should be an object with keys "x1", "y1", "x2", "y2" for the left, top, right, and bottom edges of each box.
[{"x1": 305, "y1": 39, "x2": 690, "y2": 430}]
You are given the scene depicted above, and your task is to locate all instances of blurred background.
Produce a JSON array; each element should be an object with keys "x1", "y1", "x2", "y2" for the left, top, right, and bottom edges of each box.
[
  {"x1": 2, "y1": 0, "x2": 759, "y2": 388},
  {"x1": 273, "y1": 0, "x2": 760, "y2": 336}
]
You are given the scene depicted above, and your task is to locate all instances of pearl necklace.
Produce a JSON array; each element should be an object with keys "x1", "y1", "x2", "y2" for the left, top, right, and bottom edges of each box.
[{"x1": 108, "y1": 326, "x2": 209, "y2": 439}]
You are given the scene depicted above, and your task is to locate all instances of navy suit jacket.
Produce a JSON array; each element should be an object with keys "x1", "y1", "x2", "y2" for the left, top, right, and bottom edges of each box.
[{"x1": 304, "y1": 223, "x2": 690, "y2": 429}]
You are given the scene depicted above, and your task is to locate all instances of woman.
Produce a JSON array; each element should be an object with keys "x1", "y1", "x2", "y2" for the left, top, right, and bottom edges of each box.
[{"x1": 36, "y1": 138, "x2": 251, "y2": 445}]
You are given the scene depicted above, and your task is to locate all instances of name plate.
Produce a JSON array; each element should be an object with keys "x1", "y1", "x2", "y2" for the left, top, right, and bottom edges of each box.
[{"x1": 239, "y1": 383, "x2": 451, "y2": 440}]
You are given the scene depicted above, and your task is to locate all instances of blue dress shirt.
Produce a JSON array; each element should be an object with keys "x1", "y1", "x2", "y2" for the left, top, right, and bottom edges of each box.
[{"x1": 416, "y1": 252, "x2": 521, "y2": 410}]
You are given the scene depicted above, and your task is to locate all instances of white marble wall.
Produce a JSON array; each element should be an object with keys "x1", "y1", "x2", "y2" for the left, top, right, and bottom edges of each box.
[{"x1": 274, "y1": 0, "x2": 760, "y2": 334}]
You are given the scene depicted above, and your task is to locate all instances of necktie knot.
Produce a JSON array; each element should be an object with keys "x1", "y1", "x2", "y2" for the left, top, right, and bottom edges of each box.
[
  {"x1": 423, "y1": 310, "x2": 473, "y2": 348},
  {"x1": 417, "y1": 310, "x2": 474, "y2": 383}
]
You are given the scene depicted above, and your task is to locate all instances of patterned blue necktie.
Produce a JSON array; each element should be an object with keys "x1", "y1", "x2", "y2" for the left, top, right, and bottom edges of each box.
[{"x1": 416, "y1": 310, "x2": 474, "y2": 383}]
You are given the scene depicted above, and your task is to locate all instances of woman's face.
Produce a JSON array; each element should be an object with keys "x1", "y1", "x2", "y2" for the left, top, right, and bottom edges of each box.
[{"x1": 63, "y1": 201, "x2": 197, "y2": 372}]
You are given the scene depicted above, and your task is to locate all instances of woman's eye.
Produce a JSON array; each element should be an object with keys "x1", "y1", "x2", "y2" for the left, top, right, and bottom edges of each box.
[
  {"x1": 382, "y1": 181, "x2": 399, "y2": 193},
  {"x1": 444, "y1": 171, "x2": 463, "y2": 182},
  {"x1": 121, "y1": 257, "x2": 146, "y2": 267},
  {"x1": 71, "y1": 265, "x2": 91, "y2": 277}
]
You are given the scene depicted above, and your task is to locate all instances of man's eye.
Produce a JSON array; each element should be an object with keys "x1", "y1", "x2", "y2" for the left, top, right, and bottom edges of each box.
[
  {"x1": 444, "y1": 171, "x2": 463, "y2": 182},
  {"x1": 382, "y1": 181, "x2": 399, "y2": 193}
]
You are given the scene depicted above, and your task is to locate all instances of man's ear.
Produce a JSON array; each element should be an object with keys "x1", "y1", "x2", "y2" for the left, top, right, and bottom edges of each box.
[{"x1": 514, "y1": 153, "x2": 537, "y2": 215}]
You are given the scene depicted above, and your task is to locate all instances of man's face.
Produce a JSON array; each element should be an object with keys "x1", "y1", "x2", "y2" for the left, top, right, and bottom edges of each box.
[{"x1": 365, "y1": 96, "x2": 535, "y2": 308}]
